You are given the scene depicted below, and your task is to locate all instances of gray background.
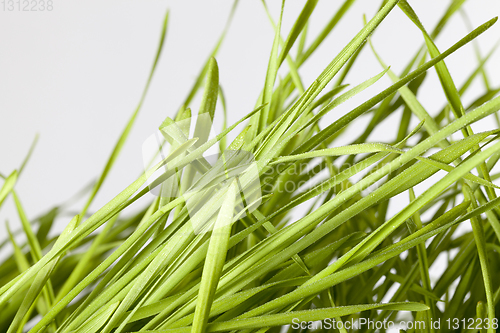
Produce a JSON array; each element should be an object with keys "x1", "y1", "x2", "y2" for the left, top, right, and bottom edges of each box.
[{"x1": 1, "y1": 0, "x2": 499, "y2": 251}]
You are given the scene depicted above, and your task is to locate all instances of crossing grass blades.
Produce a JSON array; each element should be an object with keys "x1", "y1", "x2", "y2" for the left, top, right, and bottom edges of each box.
[{"x1": 1, "y1": 0, "x2": 500, "y2": 332}]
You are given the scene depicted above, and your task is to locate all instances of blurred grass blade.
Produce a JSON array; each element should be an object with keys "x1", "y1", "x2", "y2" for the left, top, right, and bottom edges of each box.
[{"x1": 0, "y1": 170, "x2": 17, "y2": 209}]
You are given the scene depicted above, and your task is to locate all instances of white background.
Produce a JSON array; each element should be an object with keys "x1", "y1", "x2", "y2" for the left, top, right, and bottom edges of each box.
[{"x1": 1, "y1": 0, "x2": 499, "y2": 249}]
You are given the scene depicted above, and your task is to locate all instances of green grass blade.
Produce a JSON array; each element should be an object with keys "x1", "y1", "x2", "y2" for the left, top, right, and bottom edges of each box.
[
  {"x1": 463, "y1": 184, "x2": 496, "y2": 333},
  {"x1": 192, "y1": 180, "x2": 237, "y2": 333},
  {"x1": 0, "y1": 170, "x2": 17, "y2": 209},
  {"x1": 278, "y1": 0, "x2": 318, "y2": 66}
]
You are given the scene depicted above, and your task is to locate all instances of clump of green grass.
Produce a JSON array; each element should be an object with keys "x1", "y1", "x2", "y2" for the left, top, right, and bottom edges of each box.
[{"x1": 1, "y1": 1, "x2": 500, "y2": 332}]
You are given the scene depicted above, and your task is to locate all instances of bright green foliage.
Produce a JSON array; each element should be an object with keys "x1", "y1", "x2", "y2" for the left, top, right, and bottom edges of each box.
[{"x1": 1, "y1": 1, "x2": 500, "y2": 333}]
